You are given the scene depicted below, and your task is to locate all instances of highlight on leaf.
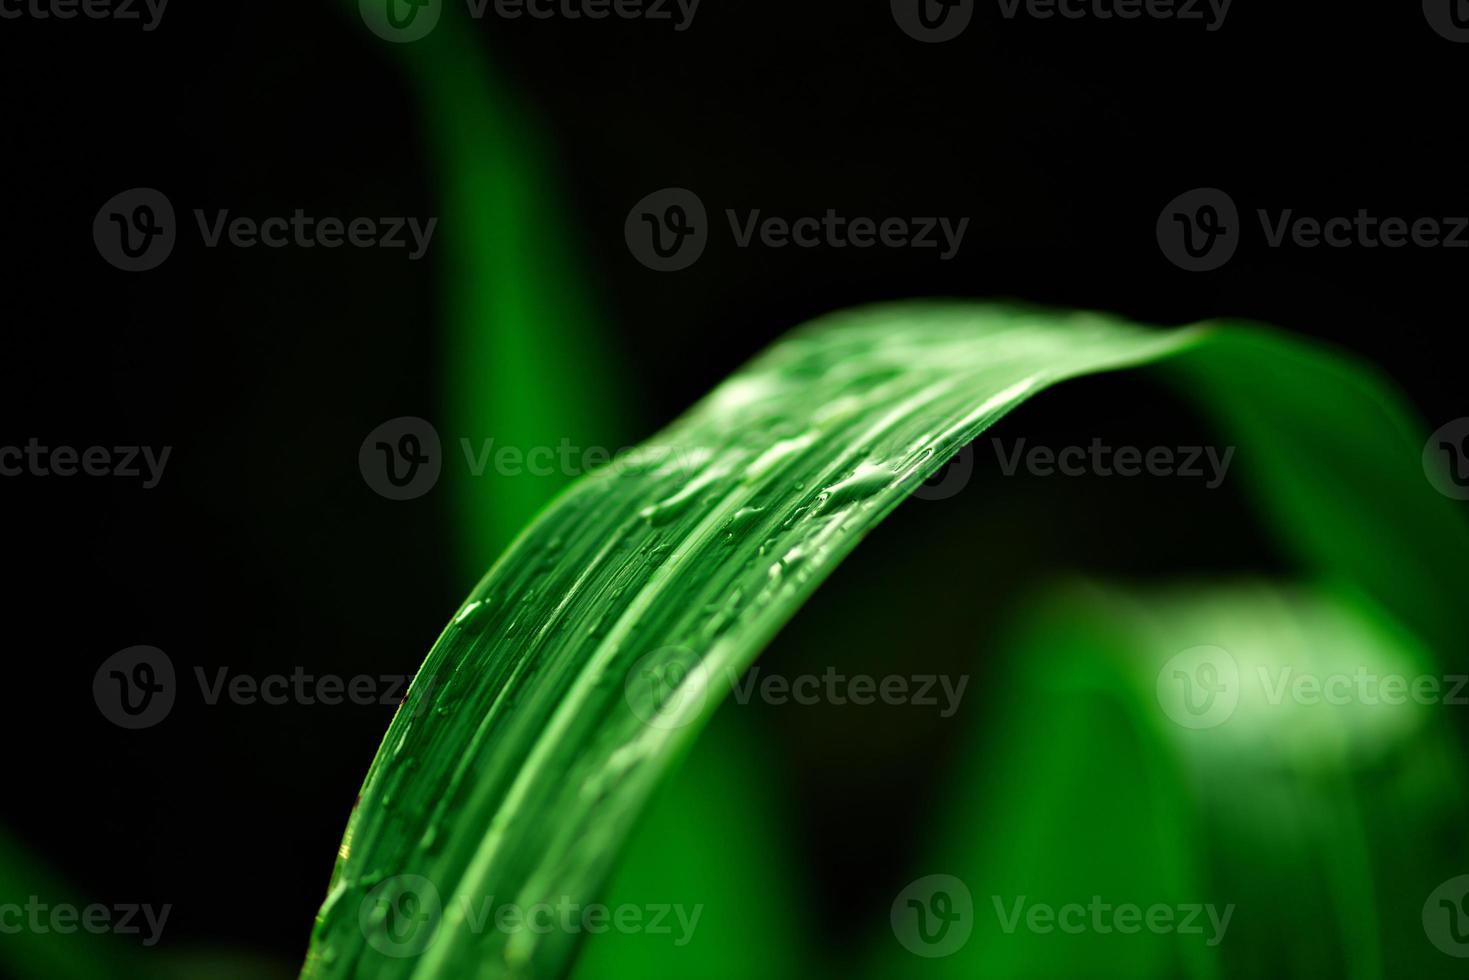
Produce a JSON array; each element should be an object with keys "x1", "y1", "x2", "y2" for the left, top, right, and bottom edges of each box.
[{"x1": 302, "y1": 302, "x2": 1469, "y2": 979}]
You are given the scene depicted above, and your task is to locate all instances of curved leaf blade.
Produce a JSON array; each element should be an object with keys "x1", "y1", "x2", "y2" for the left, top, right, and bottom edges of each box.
[{"x1": 303, "y1": 303, "x2": 1466, "y2": 979}]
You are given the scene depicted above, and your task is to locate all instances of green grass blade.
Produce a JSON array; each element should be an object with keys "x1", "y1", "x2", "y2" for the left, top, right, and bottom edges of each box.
[
  {"x1": 302, "y1": 302, "x2": 1466, "y2": 979},
  {"x1": 354, "y1": 7, "x2": 631, "y2": 570},
  {"x1": 881, "y1": 581, "x2": 1468, "y2": 979},
  {"x1": 1167, "y1": 328, "x2": 1469, "y2": 653},
  {"x1": 0, "y1": 828, "x2": 142, "y2": 980},
  {"x1": 568, "y1": 711, "x2": 817, "y2": 979}
]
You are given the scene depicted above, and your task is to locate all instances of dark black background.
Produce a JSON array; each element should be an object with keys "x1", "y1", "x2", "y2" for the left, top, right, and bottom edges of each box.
[{"x1": 1, "y1": 1, "x2": 1463, "y2": 974}]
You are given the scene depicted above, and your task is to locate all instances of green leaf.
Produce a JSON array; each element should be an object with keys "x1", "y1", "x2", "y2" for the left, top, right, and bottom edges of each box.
[
  {"x1": 301, "y1": 302, "x2": 1468, "y2": 979},
  {"x1": 872, "y1": 580, "x2": 1469, "y2": 980},
  {"x1": 568, "y1": 711, "x2": 817, "y2": 980},
  {"x1": 357, "y1": 5, "x2": 632, "y2": 571},
  {"x1": 0, "y1": 828, "x2": 141, "y2": 980}
]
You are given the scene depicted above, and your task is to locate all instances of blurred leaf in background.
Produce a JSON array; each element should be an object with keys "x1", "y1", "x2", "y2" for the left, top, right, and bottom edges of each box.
[
  {"x1": 874, "y1": 580, "x2": 1468, "y2": 980},
  {"x1": 385, "y1": 9, "x2": 632, "y2": 576},
  {"x1": 571, "y1": 711, "x2": 816, "y2": 980}
]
